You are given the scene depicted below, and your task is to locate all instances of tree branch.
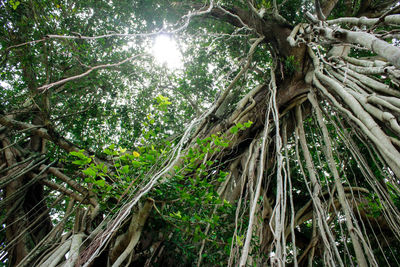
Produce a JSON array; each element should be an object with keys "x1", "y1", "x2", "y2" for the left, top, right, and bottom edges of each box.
[{"x1": 38, "y1": 54, "x2": 143, "y2": 92}]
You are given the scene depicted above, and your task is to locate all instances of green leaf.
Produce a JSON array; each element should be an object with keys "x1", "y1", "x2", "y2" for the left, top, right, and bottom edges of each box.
[
  {"x1": 10, "y1": 0, "x2": 20, "y2": 10},
  {"x1": 121, "y1": 165, "x2": 129, "y2": 174},
  {"x1": 170, "y1": 211, "x2": 182, "y2": 219},
  {"x1": 70, "y1": 150, "x2": 86, "y2": 159},
  {"x1": 104, "y1": 149, "x2": 112, "y2": 155},
  {"x1": 72, "y1": 160, "x2": 85, "y2": 165},
  {"x1": 244, "y1": 120, "x2": 253, "y2": 128},
  {"x1": 236, "y1": 235, "x2": 244, "y2": 247},
  {"x1": 145, "y1": 154, "x2": 155, "y2": 161},
  {"x1": 132, "y1": 161, "x2": 143, "y2": 167},
  {"x1": 223, "y1": 199, "x2": 231, "y2": 207},
  {"x1": 220, "y1": 141, "x2": 229, "y2": 148},
  {"x1": 83, "y1": 168, "x2": 96, "y2": 177},
  {"x1": 230, "y1": 126, "x2": 239, "y2": 134},
  {"x1": 95, "y1": 179, "x2": 106, "y2": 187}
]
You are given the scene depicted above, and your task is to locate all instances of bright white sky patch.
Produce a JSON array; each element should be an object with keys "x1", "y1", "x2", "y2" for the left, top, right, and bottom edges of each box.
[{"x1": 152, "y1": 34, "x2": 183, "y2": 69}]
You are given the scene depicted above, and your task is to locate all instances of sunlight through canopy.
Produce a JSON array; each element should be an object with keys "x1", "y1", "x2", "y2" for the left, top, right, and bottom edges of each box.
[{"x1": 151, "y1": 34, "x2": 183, "y2": 69}]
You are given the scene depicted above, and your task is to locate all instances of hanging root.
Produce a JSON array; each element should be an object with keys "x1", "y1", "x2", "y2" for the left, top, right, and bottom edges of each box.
[{"x1": 110, "y1": 200, "x2": 153, "y2": 267}]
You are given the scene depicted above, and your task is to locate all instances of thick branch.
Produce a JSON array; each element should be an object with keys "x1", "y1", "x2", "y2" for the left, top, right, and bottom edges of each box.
[
  {"x1": 320, "y1": 27, "x2": 400, "y2": 68},
  {"x1": 40, "y1": 179, "x2": 89, "y2": 204},
  {"x1": 328, "y1": 14, "x2": 400, "y2": 26},
  {"x1": 0, "y1": 115, "x2": 79, "y2": 153}
]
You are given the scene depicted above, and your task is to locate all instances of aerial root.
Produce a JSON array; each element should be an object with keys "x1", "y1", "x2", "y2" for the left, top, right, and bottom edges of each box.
[{"x1": 111, "y1": 200, "x2": 153, "y2": 267}]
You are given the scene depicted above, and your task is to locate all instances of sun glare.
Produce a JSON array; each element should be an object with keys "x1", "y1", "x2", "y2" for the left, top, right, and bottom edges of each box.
[{"x1": 152, "y1": 34, "x2": 183, "y2": 69}]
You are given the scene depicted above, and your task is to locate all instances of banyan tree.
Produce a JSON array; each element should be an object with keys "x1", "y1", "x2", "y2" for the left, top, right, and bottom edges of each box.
[{"x1": 2, "y1": 0, "x2": 400, "y2": 266}]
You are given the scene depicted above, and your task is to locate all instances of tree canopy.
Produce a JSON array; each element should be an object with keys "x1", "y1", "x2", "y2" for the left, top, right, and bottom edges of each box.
[{"x1": 2, "y1": 0, "x2": 400, "y2": 266}]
